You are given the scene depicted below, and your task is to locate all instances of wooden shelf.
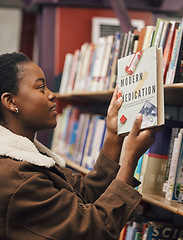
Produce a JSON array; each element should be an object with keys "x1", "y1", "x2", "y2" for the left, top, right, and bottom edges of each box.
[
  {"x1": 142, "y1": 193, "x2": 183, "y2": 216},
  {"x1": 58, "y1": 153, "x2": 183, "y2": 217},
  {"x1": 59, "y1": 154, "x2": 90, "y2": 175},
  {"x1": 55, "y1": 90, "x2": 114, "y2": 103},
  {"x1": 65, "y1": 158, "x2": 90, "y2": 175},
  {"x1": 55, "y1": 83, "x2": 183, "y2": 106},
  {"x1": 164, "y1": 83, "x2": 183, "y2": 106}
]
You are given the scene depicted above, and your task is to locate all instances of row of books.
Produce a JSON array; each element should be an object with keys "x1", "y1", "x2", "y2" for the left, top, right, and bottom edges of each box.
[
  {"x1": 51, "y1": 106, "x2": 106, "y2": 170},
  {"x1": 120, "y1": 120, "x2": 173, "y2": 195},
  {"x1": 119, "y1": 218, "x2": 183, "y2": 240},
  {"x1": 127, "y1": 119, "x2": 183, "y2": 203},
  {"x1": 164, "y1": 127, "x2": 183, "y2": 203},
  {"x1": 58, "y1": 17, "x2": 183, "y2": 95}
]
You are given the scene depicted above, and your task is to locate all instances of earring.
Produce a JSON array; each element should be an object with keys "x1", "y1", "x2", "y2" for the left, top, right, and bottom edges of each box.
[{"x1": 14, "y1": 107, "x2": 19, "y2": 113}]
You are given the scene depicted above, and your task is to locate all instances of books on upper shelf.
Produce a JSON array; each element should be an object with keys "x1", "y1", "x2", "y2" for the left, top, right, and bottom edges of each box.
[
  {"x1": 117, "y1": 46, "x2": 164, "y2": 136},
  {"x1": 163, "y1": 21, "x2": 180, "y2": 84},
  {"x1": 59, "y1": 53, "x2": 73, "y2": 94},
  {"x1": 57, "y1": 17, "x2": 183, "y2": 95}
]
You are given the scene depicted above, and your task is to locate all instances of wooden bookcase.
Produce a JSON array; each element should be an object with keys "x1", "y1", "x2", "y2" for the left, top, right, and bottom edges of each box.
[{"x1": 54, "y1": 84, "x2": 183, "y2": 219}]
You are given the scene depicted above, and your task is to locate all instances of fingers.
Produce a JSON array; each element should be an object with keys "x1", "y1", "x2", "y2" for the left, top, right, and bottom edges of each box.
[
  {"x1": 129, "y1": 113, "x2": 143, "y2": 137},
  {"x1": 110, "y1": 85, "x2": 118, "y2": 106},
  {"x1": 108, "y1": 86, "x2": 123, "y2": 115}
]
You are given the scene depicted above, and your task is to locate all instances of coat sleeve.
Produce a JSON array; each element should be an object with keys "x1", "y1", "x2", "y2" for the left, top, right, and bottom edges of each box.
[
  {"x1": 65, "y1": 149, "x2": 140, "y2": 203},
  {"x1": 7, "y1": 166, "x2": 142, "y2": 240}
]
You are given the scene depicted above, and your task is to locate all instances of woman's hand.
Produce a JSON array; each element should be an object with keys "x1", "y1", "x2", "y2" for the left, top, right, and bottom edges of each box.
[
  {"x1": 106, "y1": 86, "x2": 123, "y2": 139},
  {"x1": 117, "y1": 114, "x2": 160, "y2": 185},
  {"x1": 102, "y1": 86, "x2": 125, "y2": 162}
]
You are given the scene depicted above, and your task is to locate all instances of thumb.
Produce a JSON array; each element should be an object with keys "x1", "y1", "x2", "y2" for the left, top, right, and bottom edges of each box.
[{"x1": 130, "y1": 113, "x2": 143, "y2": 136}]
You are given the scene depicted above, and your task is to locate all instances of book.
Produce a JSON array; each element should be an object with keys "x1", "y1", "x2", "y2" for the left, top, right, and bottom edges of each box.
[
  {"x1": 134, "y1": 154, "x2": 144, "y2": 185},
  {"x1": 81, "y1": 115, "x2": 96, "y2": 168},
  {"x1": 123, "y1": 30, "x2": 133, "y2": 57},
  {"x1": 159, "y1": 21, "x2": 171, "y2": 51},
  {"x1": 89, "y1": 37, "x2": 106, "y2": 91},
  {"x1": 86, "y1": 117, "x2": 106, "y2": 169},
  {"x1": 173, "y1": 18, "x2": 183, "y2": 83},
  {"x1": 74, "y1": 42, "x2": 89, "y2": 92},
  {"x1": 165, "y1": 23, "x2": 182, "y2": 84},
  {"x1": 72, "y1": 113, "x2": 90, "y2": 163},
  {"x1": 67, "y1": 49, "x2": 80, "y2": 93},
  {"x1": 99, "y1": 35, "x2": 114, "y2": 91},
  {"x1": 59, "y1": 53, "x2": 73, "y2": 94},
  {"x1": 162, "y1": 127, "x2": 180, "y2": 195},
  {"x1": 117, "y1": 46, "x2": 164, "y2": 136},
  {"x1": 74, "y1": 114, "x2": 91, "y2": 165},
  {"x1": 51, "y1": 114, "x2": 63, "y2": 153},
  {"x1": 108, "y1": 32, "x2": 122, "y2": 89},
  {"x1": 178, "y1": 183, "x2": 183, "y2": 203},
  {"x1": 136, "y1": 27, "x2": 147, "y2": 52},
  {"x1": 120, "y1": 33, "x2": 128, "y2": 58},
  {"x1": 175, "y1": 135, "x2": 183, "y2": 202},
  {"x1": 142, "y1": 25, "x2": 156, "y2": 50},
  {"x1": 165, "y1": 129, "x2": 183, "y2": 201},
  {"x1": 146, "y1": 221, "x2": 183, "y2": 239},
  {"x1": 163, "y1": 21, "x2": 179, "y2": 83},
  {"x1": 138, "y1": 123, "x2": 172, "y2": 195},
  {"x1": 152, "y1": 18, "x2": 165, "y2": 47}
]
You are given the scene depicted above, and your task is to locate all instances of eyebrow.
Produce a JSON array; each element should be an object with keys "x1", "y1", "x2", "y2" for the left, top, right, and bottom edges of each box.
[{"x1": 35, "y1": 78, "x2": 45, "y2": 84}]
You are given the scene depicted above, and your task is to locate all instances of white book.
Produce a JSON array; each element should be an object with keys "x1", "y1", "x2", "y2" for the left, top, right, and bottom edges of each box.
[
  {"x1": 89, "y1": 37, "x2": 106, "y2": 91},
  {"x1": 74, "y1": 42, "x2": 89, "y2": 92},
  {"x1": 99, "y1": 35, "x2": 114, "y2": 91},
  {"x1": 59, "y1": 53, "x2": 73, "y2": 94},
  {"x1": 142, "y1": 26, "x2": 156, "y2": 50}
]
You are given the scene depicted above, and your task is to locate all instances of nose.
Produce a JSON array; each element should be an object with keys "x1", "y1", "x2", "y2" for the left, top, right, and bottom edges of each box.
[{"x1": 47, "y1": 88, "x2": 56, "y2": 101}]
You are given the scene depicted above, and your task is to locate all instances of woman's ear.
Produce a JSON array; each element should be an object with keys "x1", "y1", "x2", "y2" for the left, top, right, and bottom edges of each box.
[{"x1": 1, "y1": 92, "x2": 17, "y2": 113}]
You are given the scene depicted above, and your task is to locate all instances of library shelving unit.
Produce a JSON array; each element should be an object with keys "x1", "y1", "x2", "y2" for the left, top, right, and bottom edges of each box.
[{"x1": 54, "y1": 84, "x2": 183, "y2": 219}]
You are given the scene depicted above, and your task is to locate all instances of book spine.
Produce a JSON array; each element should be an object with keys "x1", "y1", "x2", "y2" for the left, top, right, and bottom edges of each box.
[
  {"x1": 162, "y1": 127, "x2": 179, "y2": 195},
  {"x1": 165, "y1": 130, "x2": 183, "y2": 201}
]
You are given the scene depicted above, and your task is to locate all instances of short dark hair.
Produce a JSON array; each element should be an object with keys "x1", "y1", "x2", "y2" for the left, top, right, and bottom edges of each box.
[{"x1": 0, "y1": 52, "x2": 31, "y2": 121}]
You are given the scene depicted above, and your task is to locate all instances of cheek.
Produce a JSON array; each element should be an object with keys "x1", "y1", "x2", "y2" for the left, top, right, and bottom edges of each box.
[{"x1": 19, "y1": 95, "x2": 49, "y2": 118}]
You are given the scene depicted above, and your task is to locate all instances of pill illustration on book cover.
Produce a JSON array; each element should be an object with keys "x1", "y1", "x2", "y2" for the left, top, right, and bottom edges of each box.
[
  {"x1": 125, "y1": 50, "x2": 143, "y2": 75},
  {"x1": 120, "y1": 115, "x2": 127, "y2": 124},
  {"x1": 139, "y1": 100, "x2": 157, "y2": 128}
]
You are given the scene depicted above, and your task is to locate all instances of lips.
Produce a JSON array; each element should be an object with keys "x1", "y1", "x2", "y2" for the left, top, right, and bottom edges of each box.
[{"x1": 49, "y1": 104, "x2": 57, "y2": 111}]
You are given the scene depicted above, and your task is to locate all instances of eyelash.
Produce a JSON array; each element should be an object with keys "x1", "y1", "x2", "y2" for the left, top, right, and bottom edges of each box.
[{"x1": 39, "y1": 85, "x2": 45, "y2": 92}]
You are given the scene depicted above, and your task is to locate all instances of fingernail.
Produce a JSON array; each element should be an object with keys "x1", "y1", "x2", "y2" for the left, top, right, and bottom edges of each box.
[
  {"x1": 117, "y1": 96, "x2": 123, "y2": 102},
  {"x1": 136, "y1": 113, "x2": 142, "y2": 119},
  {"x1": 118, "y1": 92, "x2": 122, "y2": 98}
]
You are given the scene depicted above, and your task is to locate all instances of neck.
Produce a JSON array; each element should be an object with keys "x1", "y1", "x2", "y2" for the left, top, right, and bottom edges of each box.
[{"x1": 0, "y1": 121, "x2": 35, "y2": 142}]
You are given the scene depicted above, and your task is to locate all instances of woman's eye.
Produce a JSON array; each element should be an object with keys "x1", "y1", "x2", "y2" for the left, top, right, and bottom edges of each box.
[{"x1": 39, "y1": 85, "x2": 45, "y2": 92}]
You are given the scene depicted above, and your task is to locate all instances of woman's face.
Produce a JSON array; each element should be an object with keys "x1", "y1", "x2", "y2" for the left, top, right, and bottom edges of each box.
[{"x1": 14, "y1": 61, "x2": 57, "y2": 132}]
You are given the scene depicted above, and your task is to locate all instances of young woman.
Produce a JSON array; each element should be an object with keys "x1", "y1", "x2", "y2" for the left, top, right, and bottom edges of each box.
[{"x1": 0, "y1": 52, "x2": 157, "y2": 240}]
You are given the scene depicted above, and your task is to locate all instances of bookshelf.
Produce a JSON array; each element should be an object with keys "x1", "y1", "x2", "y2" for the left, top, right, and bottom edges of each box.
[
  {"x1": 54, "y1": 85, "x2": 183, "y2": 219},
  {"x1": 55, "y1": 84, "x2": 183, "y2": 106}
]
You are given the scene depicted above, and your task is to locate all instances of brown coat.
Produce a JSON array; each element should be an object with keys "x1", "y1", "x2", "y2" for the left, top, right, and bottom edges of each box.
[{"x1": 0, "y1": 150, "x2": 142, "y2": 240}]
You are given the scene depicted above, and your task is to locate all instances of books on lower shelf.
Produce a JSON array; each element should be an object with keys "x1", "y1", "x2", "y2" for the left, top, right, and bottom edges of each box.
[
  {"x1": 120, "y1": 219, "x2": 183, "y2": 240},
  {"x1": 137, "y1": 122, "x2": 172, "y2": 195},
  {"x1": 117, "y1": 46, "x2": 164, "y2": 135},
  {"x1": 51, "y1": 106, "x2": 106, "y2": 170},
  {"x1": 165, "y1": 128, "x2": 183, "y2": 201}
]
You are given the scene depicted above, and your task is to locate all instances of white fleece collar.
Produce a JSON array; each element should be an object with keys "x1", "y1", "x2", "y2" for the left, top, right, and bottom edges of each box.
[{"x1": 0, "y1": 125, "x2": 65, "y2": 168}]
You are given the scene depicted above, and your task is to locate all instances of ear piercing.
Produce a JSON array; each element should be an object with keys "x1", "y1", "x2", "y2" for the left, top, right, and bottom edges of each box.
[{"x1": 14, "y1": 107, "x2": 19, "y2": 113}]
